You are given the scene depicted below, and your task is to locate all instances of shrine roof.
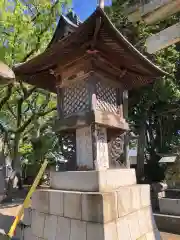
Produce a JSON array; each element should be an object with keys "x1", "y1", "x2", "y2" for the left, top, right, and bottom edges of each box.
[
  {"x1": 47, "y1": 12, "x2": 81, "y2": 48},
  {"x1": 13, "y1": 7, "x2": 167, "y2": 92}
]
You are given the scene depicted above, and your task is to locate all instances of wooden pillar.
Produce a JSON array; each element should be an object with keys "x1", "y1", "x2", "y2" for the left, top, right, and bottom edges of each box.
[
  {"x1": 124, "y1": 133, "x2": 130, "y2": 168},
  {"x1": 56, "y1": 86, "x2": 63, "y2": 118},
  {"x1": 123, "y1": 90, "x2": 130, "y2": 168}
]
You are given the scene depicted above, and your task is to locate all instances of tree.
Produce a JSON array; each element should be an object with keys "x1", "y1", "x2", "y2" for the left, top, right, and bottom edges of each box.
[
  {"x1": 106, "y1": 0, "x2": 180, "y2": 182},
  {"x1": 0, "y1": 0, "x2": 71, "y2": 195}
]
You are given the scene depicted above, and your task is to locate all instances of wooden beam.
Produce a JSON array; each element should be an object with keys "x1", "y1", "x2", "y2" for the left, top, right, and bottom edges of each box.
[
  {"x1": 127, "y1": 0, "x2": 180, "y2": 25},
  {"x1": 98, "y1": 0, "x2": 104, "y2": 9},
  {"x1": 54, "y1": 111, "x2": 95, "y2": 132},
  {"x1": 144, "y1": 0, "x2": 180, "y2": 25},
  {"x1": 146, "y1": 22, "x2": 180, "y2": 54},
  {"x1": 94, "y1": 110, "x2": 129, "y2": 130}
]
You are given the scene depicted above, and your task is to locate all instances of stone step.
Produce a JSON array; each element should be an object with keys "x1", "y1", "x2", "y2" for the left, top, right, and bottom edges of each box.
[
  {"x1": 28, "y1": 185, "x2": 158, "y2": 240},
  {"x1": 50, "y1": 169, "x2": 137, "y2": 192},
  {"x1": 154, "y1": 212, "x2": 180, "y2": 235}
]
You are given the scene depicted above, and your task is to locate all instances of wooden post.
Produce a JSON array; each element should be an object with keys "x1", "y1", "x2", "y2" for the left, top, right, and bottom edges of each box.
[
  {"x1": 123, "y1": 90, "x2": 130, "y2": 168},
  {"x1": 124, "y1": 133, "x2": 130, "y2": 168}
]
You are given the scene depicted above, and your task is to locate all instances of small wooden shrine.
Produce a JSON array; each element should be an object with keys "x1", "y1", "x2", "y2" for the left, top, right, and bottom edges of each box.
[{"x1": 14, "y1": 7, "x2": 166, "y2": 171}]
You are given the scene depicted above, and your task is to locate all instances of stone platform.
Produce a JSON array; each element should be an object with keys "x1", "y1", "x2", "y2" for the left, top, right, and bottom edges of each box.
[
  {"x1": 154, "y1": 212, "x2": 180, "y2": 235},
  {"x1": 50, "y1": 169, "x2": 137, "y2": 192},
  {"x1": 159, "y1": 198, "x2": 180, "y2": 215},
  {"x1": 21, "y1": 169, "x2": 161, "y2": 240},
  {"x1": 153, "y1": 188, "x2": 180, "y2": 235}
]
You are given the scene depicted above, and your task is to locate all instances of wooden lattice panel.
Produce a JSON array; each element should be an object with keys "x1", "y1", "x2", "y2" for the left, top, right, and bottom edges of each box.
[
  {"x1": 63, "y1": 81, "x2": 89, "y2": 117},
  {"x1": 59, "y1": 131, "x2": 76, "y2": 170},
  {"x1": 96, "y1": 81, "x2": 118, "y2": 114}
]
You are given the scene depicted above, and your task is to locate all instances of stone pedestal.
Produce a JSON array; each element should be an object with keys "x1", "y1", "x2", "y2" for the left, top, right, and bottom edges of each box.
[{"x1": 22, "y1": 169, "x2": 161, "y2": 240}]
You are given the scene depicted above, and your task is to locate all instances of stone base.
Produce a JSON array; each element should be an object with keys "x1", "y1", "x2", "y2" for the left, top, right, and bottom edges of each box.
[
  {"x1": 159, "y1": 198, "x2": 180, "y2": 215},
  {"x1": 154, "y1": 212, "x2": 180, "y2": 235},
  {"x1": 50, "y1": 169, "x2": 137, "y2": 192},
  {"x1": 22, "y1": 184, "x2": 160, "y2": 240}
]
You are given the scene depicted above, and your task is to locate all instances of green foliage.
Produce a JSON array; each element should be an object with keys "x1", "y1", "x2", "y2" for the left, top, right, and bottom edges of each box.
[
  {"x1": 0, "y1": 0, "x2": 71, "y2": 172},
  {"x1": 106, "y1": 0, "x2": 180, "y2": 181}
]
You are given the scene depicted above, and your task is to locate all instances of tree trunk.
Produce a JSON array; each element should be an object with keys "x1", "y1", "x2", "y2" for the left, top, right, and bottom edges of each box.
[
  {"x1": 4, "y1": 133, "x2": 22, "y2": 202},
  {"x1": 12, "y1": 133, "x2": 21, "y2": 173}
]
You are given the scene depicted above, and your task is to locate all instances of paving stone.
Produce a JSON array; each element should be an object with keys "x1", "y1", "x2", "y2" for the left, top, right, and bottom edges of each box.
[
  {"x1": 55, "y1": 217, "x2": 71, "y2": 240},
  {"x1": 23, "y1": 227, "x2": 33, "y2": 240},
  {"x1": 117, "y1": 186, "x2": 132, "y2": 217},
  {"x1": 128, "y1": 211, "x2": 141, "y2": 240},
  {"x1": 23, "y1": 208, "x2": 32, "y2": 226},
  {"x1": 104, "y1": 221, "x2": 118, "y2": 240},
  {"x1": 49, "y1": 190, "x2": 64, "y2": 216},
  {"x1": 87, "y1": 222, "x2": 104, "y2": 240},
  {"x1": 117, "y1": 216, "x2": 131, "y2": 240},
  {"x1": 140, "y1": 185, "x2": 151, "y2": 207},
  {"x1": 143, "y1": 206, "x2": 156, "y2": 231},
  {"x1": 64, "y1": 192, "x2": 82, "y2": 220},
  {"x1": 32, "y1": 190, "x2": 49, "y2": 213},
  {"x1": 138, "y1": 209, "x2": 149, "y2": 236},
  {"x1": 44, "y1": 215, "x2": 58, "y2": 240},
  {"x1": 131, "y1": 185, "x2": 141, "y2": 211},
  {"x1": 70, "y1": 219, "x2": 87, "y2": 240},
  {"x1": 31, "y1": 210, "x2": 45, "y2": 238},
  {"x1": 82, "y1": 192, "x2": 117, "y2": 223}
]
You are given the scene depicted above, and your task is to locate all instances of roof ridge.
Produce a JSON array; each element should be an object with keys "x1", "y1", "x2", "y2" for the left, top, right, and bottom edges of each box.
[{"x1": 65, "y1": 10, "x2": 82, "y2": 26}]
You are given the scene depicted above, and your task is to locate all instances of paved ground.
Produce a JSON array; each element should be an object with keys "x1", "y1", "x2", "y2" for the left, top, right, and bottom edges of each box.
[
  {"x1": 161, "y1": 232, "x2": 180, "y2": 239},
  {"x1": 0, "y1": 201, "x2": 22, "y2": 237}
]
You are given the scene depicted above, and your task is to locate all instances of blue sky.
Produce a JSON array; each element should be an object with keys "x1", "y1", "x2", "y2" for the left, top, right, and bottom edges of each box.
[{"x1": 73, "y1": 0, "x2": 112, "y2": 21}]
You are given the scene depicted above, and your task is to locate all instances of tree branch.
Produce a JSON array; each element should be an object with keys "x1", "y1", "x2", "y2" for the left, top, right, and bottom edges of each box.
[
  {"x1": 0, "y1": 84, "x2": 13, "y2": 110},
  {"x1": 16, "y1": 107, "x2": 57, "y2": 134},
  {"x1": 6, "y1": 102, "x2": 17, "y2": 119},
  {"x1": 21, "y1": 0, "x2": 60, "y2": 62}
]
